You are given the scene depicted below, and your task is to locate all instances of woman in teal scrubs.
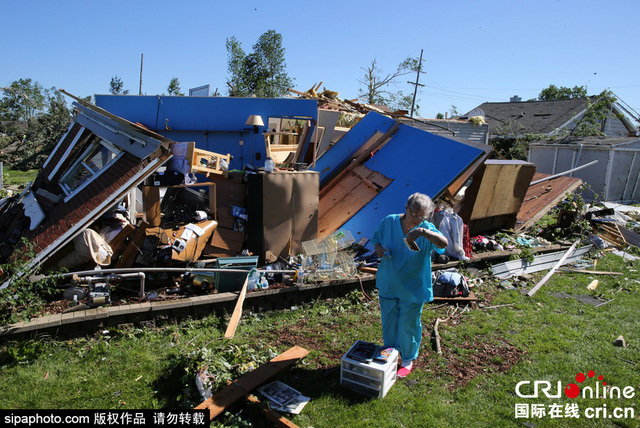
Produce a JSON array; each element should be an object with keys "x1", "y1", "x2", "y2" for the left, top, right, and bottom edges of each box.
[{"x1": 372, "y1": 193, "x2": 448, "y2": 377}]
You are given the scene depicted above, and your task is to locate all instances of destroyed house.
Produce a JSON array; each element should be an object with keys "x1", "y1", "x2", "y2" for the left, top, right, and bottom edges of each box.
[{"x1": 0, "y1": 93, "x2": 173, "y2": 272}]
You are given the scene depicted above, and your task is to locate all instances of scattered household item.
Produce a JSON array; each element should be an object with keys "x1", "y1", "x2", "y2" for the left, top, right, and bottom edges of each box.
[
  {"x1": 214, "y1": 256, "x2": 259, "y2": 292},
  {"x1": 341, "y1": 340, "x2": 398, "y2": 398},
  {"x1": 257, "y1": 380, "x2": 310, "y2": 414}
]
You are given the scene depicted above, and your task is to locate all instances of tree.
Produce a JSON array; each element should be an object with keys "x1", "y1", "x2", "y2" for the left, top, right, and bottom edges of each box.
[
  {"x1": 0, "y1": 83, "x2": 71, "y2": 169},
  {"x1": 357, "y1": 57, "x2": 424, "y2": 113},
  {"x1": 17, "y1": 88, "x2": 72, "y2": 168},
  {"x1": 167, "y1": 77, "x2": 184, "y2": 96},
  {"x1": 571, "y1": 90, "x2": 619, "y2": 137},
  {"x1": 0, "y1": 78, "x2": 46, "y2": 121},
  {"x1": 538, "y1": 84, "x2": 587, "y2": 101},
  {"x1": 109, "y1": 76, "x2": 129, "y2": 95},
  {"x1": 225, "y1": 30, "x2": 294, "y2": 98}
]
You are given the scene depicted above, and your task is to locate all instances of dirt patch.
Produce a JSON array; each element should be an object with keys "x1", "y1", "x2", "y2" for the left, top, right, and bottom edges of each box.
[{"x1": 420, "y1": 334, "x2": 526, "y2": 392}]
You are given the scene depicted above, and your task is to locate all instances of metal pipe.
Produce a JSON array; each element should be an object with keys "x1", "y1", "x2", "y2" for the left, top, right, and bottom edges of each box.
[
  {"x1": 43, "y1": 267, "x2": 299, "y2": 281},
  {"x1": 530, "y1": 160, "x2": 599, "y2": 185}
]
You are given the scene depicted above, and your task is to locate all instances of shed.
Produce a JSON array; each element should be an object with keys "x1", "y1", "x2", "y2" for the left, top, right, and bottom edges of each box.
[{"x1": 528, "y1": 136, "x2": 640, "y2": 202}]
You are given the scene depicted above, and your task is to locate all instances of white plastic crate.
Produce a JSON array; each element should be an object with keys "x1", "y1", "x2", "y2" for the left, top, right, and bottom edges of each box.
[{"x1": 340, "y1": 341, "x2": 398, "y2": 398}]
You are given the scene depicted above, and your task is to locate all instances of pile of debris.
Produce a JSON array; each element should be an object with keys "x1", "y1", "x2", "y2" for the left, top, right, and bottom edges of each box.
[{"x1": 0, "y1": 88, "x2": 638, "y2": 322}]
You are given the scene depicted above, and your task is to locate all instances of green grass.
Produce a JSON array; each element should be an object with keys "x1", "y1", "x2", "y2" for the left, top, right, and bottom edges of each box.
[
  {"x1": 0, "y1": 251, "x2": 639, "y2": 427},
  {"x1": 2, "y1": 167, "x2": 38, "y2": 187}
]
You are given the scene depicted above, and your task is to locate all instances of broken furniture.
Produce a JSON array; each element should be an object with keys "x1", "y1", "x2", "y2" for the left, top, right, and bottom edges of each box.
[
  {"x1": 145, "y1": 220, "x2": 218, "y2": 263},
  {"x1": 186, "y1": 142, "x2": 231, "y2": 179},
  {"x1": 143, "y1": 182, "x2": 217, "y2": 227},
  {"x1": 457, "y1": 160, "x2": 537, "y2": 235},
  {"x1": 246, "y1": 171, "x2": 319, "y2": 265}
]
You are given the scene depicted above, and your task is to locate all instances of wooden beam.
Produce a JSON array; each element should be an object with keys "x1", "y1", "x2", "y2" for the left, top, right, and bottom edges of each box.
[
  {"x1": 143, "y1": 186, "x2": 161, "y2": 227},
  {"x1": 224, "y1": 275, "x2": 250, "y2": 338},
  {"x1": 195, "y1": 346, "x2": 310, "y2": 421},
  {"x1": 246, "y1": 394, "x2": 300, "y2": 428}
]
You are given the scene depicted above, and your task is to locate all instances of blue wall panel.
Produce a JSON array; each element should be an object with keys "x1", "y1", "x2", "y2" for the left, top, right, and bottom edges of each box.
[
  {"x1": 338, "y1": 123, "x2": 485, "y2": 240},
  {"x1": 95, "y1": 95, "x2": 318, "y2": 170},
  {"x1": 313, "y1": 111, "x2": 396, "y2": 185}
]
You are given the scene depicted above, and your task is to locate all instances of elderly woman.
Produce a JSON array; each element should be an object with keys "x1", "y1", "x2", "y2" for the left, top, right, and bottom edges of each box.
[{"x1": 371, "y1": 193, "x2": 448, "y2": 377}]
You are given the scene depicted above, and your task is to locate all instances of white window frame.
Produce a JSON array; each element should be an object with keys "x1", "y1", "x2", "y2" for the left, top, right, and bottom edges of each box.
[{"x1": 59, "y1": 137, "x2": 124, "y2": 202}]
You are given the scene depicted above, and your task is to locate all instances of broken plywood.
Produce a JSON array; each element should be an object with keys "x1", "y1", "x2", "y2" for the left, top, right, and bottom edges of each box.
[
  {"x1": 458, "y1": 160, "x2": 536, "y2": 235},
  {"x1": 515, "y1": 173, "x2": 583, "y2": 231}
]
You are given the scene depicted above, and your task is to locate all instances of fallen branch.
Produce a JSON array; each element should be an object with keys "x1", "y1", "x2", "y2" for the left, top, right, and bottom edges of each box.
[
  {"x1": 595, "y1": 298, "x2": 614, "y2": 308},
  {"x1": 432, "y1": 305, "x2": 459, "y2": 355},
  {"x1": 195, "y1": 346, "x2": 310, "y2": 421},
  {"x1": 433, "y1": 318, "x2": 442, "y2": 355},
  {"x1": 425, "y1": 303, "x2": 448, "y2": 311},
  {"x1": 614, "y1": 355, "x2": 637, "y2": 366}
]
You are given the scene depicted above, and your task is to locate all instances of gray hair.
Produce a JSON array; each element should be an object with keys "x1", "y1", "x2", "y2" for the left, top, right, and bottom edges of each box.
[{"x1": 406, "y1": 192, "x2": 435, "y2": 216}]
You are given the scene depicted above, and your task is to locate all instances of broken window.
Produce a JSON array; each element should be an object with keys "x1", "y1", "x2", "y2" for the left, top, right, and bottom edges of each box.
[{"x1": 59, "y1": 136, "x2": 122, "y2": 197}]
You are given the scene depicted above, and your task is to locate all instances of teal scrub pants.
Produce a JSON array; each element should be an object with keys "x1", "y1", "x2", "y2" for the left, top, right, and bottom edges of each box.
[{"x1": 379, "y1": 296, "x2": 424, "y2": 362}]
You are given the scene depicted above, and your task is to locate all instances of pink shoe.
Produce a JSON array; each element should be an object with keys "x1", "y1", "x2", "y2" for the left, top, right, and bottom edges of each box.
[{"x1": 397, "y1": 362, "x2": 413, "y2": 378}]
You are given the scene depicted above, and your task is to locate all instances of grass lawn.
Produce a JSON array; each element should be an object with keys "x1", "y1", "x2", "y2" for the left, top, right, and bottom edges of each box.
[
  {"x1": 2, "y1": 167, "x2": 39, "y2": 187},
  {"x1": 0, "y1": 248, "x2": 638, "y2": 427}
]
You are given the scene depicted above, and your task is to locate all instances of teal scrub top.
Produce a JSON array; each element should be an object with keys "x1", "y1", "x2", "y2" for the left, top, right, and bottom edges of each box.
[{"x1": 371, "y1": 214, "x2": 445, "y2": 303}]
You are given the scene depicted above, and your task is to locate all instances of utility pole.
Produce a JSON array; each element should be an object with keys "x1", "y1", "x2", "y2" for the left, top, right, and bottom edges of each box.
[
  {"x1": 407, "y1": 49, "x2": 425, "y2": 118},
  {"x1": 139, "y1": 53, "x2": 144, "y2": 95}
]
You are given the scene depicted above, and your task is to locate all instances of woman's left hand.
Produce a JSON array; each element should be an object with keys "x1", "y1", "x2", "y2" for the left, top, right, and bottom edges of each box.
[{"x1": 405, "y1": 228, "x2": 423, "y2": 246}]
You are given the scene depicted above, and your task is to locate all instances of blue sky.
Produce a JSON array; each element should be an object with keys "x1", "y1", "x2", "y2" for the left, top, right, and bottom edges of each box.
[{"x1": 2, "y1": 0, "x2": 639, "y2": 119}]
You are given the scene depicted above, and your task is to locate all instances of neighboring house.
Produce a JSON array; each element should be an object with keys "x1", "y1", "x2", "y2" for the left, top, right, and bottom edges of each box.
[
  {"x1": 398, "y1": 117, "x2": 489, "y2": 145},
  {"x1": 468, "y1": 96, "x2": 639, "y2": 137}
]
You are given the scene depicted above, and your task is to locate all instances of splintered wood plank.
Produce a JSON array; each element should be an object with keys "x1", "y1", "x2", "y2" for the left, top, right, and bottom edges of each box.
[
  {"x1": 432, "y1": 291, "x2": 478, "y2": 303},
  {"x1": 195, "y1": 346, "x2": 310, "y2": 421},
  {"x1": 318, "y1": 165, "x2": 392, "y2": 237},
  {"x1": 224, "y1": 275, "x2": 249, "y2": 338},
  {"x1": 246, "y1": 394, "x2": 300, "y2": 428}
]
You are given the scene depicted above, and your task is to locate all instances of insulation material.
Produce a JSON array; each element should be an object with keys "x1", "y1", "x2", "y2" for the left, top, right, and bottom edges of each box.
[{"x1": 57, "y1": 229, "x2": 113, "y2": 268}]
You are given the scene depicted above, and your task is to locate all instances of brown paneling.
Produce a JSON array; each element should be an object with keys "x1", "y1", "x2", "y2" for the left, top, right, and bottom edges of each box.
[{"x1": 318, "y1": 165, "x2": 392, "y2": 238}]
